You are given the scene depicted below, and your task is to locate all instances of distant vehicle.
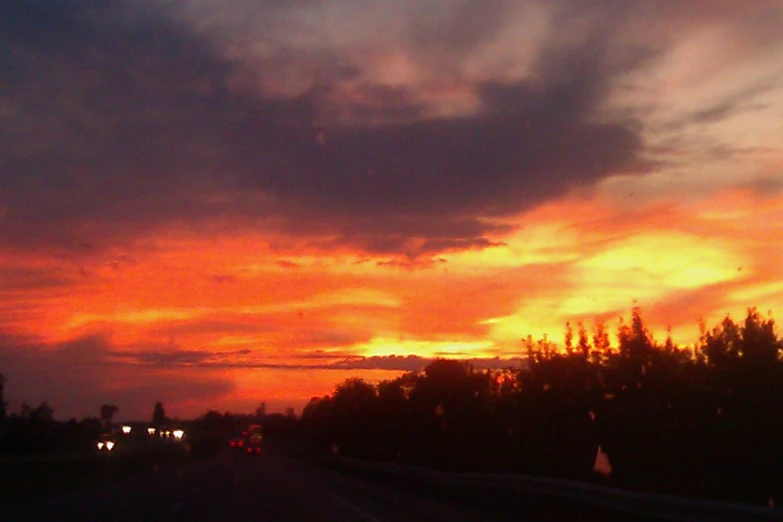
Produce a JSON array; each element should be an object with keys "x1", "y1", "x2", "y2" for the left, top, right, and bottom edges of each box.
[
  {"x1": 228, "y1": 429, "x2": 245, "y2": 450},
  {"x1": 245, "y1": 425, "x2": 263, "y2": 455},
  {"x1": 246, "y1": 424, "x2": 263, "y2": 442},
  {"x1": 96, "y1": 434, "x2": 116, "y2": 452},
  {"x1": 245, "y1": 439, "x2": 262, "y2": 456}
]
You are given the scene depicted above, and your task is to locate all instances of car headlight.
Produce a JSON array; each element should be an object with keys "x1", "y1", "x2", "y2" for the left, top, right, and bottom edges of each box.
[
  {"x1": 106, "y1": 441, "x2": 115, "y2": 451},
  {"x1": 97, "y1": 441, "x2": 104, "y2": 450}
]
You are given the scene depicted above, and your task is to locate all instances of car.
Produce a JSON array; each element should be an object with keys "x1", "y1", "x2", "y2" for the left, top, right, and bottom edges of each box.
[
  {"x1": 96, "y1": 434, "x2": 116, "y2": 452},
  {"x1": 245, "y1": 440, "x2": 262, "y2": 456},
  {"x1": 244, "y1": 427, "x2": 263, "y2": 455},
  {"x1": 228, "y1": 429, "x2": 246, "y2": 450}
]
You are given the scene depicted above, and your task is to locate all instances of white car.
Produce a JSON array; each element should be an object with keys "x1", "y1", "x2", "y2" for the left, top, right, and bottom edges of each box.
[{"x1": 96, "y1": 435, "x2": 116, "y2": 452}]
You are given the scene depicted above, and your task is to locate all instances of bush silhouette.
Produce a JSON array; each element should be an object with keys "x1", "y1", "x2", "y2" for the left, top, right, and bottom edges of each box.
[{"x1": 299, "y1": 306, "x2": 783, "y2": 505}]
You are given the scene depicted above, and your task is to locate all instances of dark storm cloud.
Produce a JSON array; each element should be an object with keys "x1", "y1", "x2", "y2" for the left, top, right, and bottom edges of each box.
[
  {"x1": 0, "y1": 266, "x2": 79, "y2": 292},
  {"x1": 112, "y1": 346, "x2": 253, "y2": 368},
  {"x1": 0, "y1": 0, "x2": 653, "y2": 257},
  {"x1": 328, "y1": 354, "x2": 529, "y2": 372},
  {"x1": 376, "y1": 257, "x2": 447, "y2": 270},
  {"x1": 275, "y1": 260, "x2": 301, "y2": 270},
  {"x1": 108, "y1": 348, "x2": 528, "y2": 373},
  {"x1": 318, "y1": 83, "x2": 428, "y2": 125},
  {"x1": 0, "y1": 0, "x2": 248, "y2": 252},
  {"x1": 407, "y1": 0, "x2": 515, "y2": 65},
  {"x1": 0, "y1": 333, "x2": 236, "y2": 419}
]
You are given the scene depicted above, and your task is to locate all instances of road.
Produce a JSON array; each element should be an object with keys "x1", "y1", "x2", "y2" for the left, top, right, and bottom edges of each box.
[{"x1": 2, "y1": 446, "x2": 528, "y2": 522}]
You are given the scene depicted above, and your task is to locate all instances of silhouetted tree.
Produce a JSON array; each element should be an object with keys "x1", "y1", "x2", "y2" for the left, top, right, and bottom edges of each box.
[
  {"x1": 80, "y1": 416, "x2": 103, "y2": 434},
  {"x1": 262, "y1": 412, "x2": 298, "y2": 440},
  {"x1": 30, "y1": 401, "x2": 54, "y2": 422},
  {"x1": 331, "y1": 378, "x2": 378, "y2": 457},
  {"x1": 152, "y1": 402, "x2": 166, "y2": 428},
  {"x1": 564, "y1": 322, "x2": 574, "y2": 354},
  {"x1": 696, "y1": 308, "x2": 783, "y2": 502},
  {"x1": 201, "y1": 410, "x2": 224, "y2": 430},
  {"x1": 293, "y1": 305, "x2": 783, "y2": 505},
  {"x1": 0, "y1": 371, "x2": 6, "y2": 420},
  {"x1": 301, "y1": 395, "x2": 335, "y2": 451},
  {"x1": 577, "y1": 322, "x2": 590, "y2": 358},
  {"x1": 592, "y1": 321, "x2": 610, "y2": 362},
  {"x1": 19, "y1": 401, "x2": 32, "y2": 420},
  {"x1": 99, "y1": 403, "x2": 118, "y2": 428},
  {"x1": 254, "y1": 402, "x2": 267, "y2": 420},
  {"x1": 376, "y1": 375, "x2": 415, "y2": 461}
]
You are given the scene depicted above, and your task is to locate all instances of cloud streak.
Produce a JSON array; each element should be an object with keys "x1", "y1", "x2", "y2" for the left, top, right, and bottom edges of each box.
[
  {"x1": 0, "y1": 333, "x2": 236, "y2": 420},
  {"x1": 109, "y1": 347, "x2": 528, "y2": 373}
]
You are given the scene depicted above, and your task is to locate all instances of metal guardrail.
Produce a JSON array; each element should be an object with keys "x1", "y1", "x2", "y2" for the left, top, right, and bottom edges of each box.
[{"x1": 324, "y1": 456, "x2": 783, "y2": 521}]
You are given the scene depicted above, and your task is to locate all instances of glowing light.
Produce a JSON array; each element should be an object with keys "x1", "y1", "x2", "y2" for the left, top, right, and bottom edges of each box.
[
  {"x1": 593, "y1": 446, "x2": 612, "y2": 476},
  {"x1": 172, "y1": 429, "x2": 184, "y2": 440},
  {"x1": 97, "y1": 441, "x2": 104, "y2": 450},
  {"x1": 121, "y1": 425, "x2": 132, "y2": 434},
  {"x1": 147, "y1": 427, "x2": 156, "y2": 435},
  {"x1": 106, "y1": 441, "x2": 115, "y2": 451}
]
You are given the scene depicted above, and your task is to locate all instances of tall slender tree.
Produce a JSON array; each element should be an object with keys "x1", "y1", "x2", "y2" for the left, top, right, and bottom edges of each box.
[
  {"x1": 152, "y1": 402, "x2": 166, "y2": 427},
  {"x1": 100, "y1": 403, "x2": 119, "y2": 428},
  {"x1": 0, "y1": 372, "x2": 6, "y2": 420}
]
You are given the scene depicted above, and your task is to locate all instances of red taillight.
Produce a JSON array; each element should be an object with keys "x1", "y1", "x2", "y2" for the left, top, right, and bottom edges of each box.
[
  {"x1": 238, "y1": 440, "x2": 244, "y2": 447},
  {"x1": 255, "y1": 448, "x2": 261, "y2": 454},
  {"x1": 229, "y1": 440, "x2": 235, "y2": 448}
]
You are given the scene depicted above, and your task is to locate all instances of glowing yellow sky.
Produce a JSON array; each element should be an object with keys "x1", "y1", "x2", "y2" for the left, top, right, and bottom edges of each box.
[{"x1": 4, "y1": 188, "x2": 783, "y2": 419}]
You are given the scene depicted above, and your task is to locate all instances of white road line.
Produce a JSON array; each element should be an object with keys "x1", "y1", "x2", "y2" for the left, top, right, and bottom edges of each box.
[
  {"x1": 269, "y1": 449, "x2": 383, "y2": 521},
  {"x1": 321, "y1": 488, "x2": 384, "y2": 522}
]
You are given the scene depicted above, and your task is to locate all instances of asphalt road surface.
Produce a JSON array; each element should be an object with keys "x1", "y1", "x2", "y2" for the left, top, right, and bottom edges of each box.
[{"x1": 2, "y1": 446, "x2": 527, "y2": 522}]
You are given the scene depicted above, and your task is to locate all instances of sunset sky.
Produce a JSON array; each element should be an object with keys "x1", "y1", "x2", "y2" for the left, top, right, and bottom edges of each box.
[{"x1": 1, "y1": 0, "x2": 783, "y2": 420}]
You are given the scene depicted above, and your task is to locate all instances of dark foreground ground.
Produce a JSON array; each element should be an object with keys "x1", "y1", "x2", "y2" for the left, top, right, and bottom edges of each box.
[
  {"x1": 0, "y1": 443, "x2": 193, "y2": 503},
  {"x1": 2, "y1": 443, "x2": 645, "y2": 522}
]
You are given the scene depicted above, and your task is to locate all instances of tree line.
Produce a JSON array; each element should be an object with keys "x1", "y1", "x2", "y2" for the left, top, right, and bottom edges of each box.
[
  {"x1": 3, "y1": 305, "x2": 783, "y2": 504},
  {"x1": 298, "y1": 306, "x2": 783, "y2": 505},
  {"x1": 0, "y1": 390, "x2": 173, "y2": 455}
]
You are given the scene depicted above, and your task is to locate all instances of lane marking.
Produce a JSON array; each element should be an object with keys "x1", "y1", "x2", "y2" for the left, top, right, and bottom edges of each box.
[{"x1": 321, "y1": 488, "x2": 384, "y2": 522}]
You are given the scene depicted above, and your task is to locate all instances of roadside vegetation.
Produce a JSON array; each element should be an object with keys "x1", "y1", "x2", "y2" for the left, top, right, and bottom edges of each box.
[
  {"x1": 3, "y1": 305, "x2": 783, "y2": 506},
  {"x1": 297, "y1": 306, "x2": 783, "y2": 506},
  {"x1": 0, "y1": 398, "x2": 204, "y2": 500}
]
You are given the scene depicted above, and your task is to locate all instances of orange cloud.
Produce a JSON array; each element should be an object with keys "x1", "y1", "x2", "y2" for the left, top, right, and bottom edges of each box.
[{"x1": 5, "y1": 187, "x2": 783, "y2": 419}]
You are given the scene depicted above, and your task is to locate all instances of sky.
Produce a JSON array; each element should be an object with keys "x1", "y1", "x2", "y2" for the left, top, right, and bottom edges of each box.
[{"x1": 1, "y1": 0, "x2": 782, "y2": 420}]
